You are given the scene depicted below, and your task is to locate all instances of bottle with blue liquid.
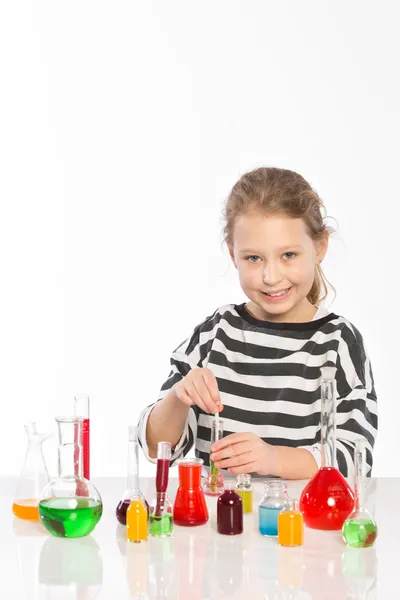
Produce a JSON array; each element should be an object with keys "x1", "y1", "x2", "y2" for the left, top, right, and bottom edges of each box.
[{"x1": 259, "y1": 481, "x2": 288, "y2": 536}]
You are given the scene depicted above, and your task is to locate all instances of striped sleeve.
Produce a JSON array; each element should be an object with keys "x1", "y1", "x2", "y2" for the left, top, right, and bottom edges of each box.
[
  {"x1": 137, "y1": 310, "x2": 220, "y2": 465},
  {"x1": 333, "y1": 324, "x2": 378, "y2": 477}
]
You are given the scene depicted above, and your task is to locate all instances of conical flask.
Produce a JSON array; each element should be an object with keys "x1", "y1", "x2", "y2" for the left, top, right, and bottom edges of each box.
[
  {"x1": 299, "y1": 366, "x2": 355, "y2": 530},
  {"x1": 13, "y1": 422, "x2": 51, "y2": 521}
]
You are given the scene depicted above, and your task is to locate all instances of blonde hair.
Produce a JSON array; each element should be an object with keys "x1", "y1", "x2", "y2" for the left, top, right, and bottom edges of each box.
[{"x1": 223, "y1": 167, "x2": 335, "y2": 305}]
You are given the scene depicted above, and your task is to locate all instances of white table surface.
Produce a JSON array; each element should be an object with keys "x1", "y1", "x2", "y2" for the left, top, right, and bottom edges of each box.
[{"x1": 1, "y1": 476, "x2": 397, "y2": 599}]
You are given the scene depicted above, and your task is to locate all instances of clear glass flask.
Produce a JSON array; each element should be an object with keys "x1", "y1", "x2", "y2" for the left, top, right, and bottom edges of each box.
[
  {"x1": 299, "y1": 366, "x2": 355, "y2": 530},
  {"x1": 259, "y1": 480, "x2": 288, "y2": 536},
  {"x1": 342, "y1": 438, "x2": 378, "y2": 548},
  {"x1": 204, "y1": 417, "x2": 224, "y2": 496},
  {"x1": 74, "y1": 394, "x2": 90, "y2": 480},
  {"x1": 13, "y1": 422, "x2": 51, "y2": 521},
  {"x1": 38, "y1": 416, "x2": 103, "y2": 538},
  {"x1": 173, "y1": 457, "x2": 209, "y2": 526},
  {"x1": 116, "y1": 425, "x2": 148, "y2": 525},
  {"x1": 149, "y1": 441, "x2": 173, "y2": 537},
  {"x1": 235, "y1": 474, "x2": 253, "y2": 513},
  {"x1": 278, "y1": 499, "x2": 304, "y2": 547}
]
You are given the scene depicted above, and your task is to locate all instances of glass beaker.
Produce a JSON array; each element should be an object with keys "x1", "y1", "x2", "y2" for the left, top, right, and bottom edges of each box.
[
  {"x1": 173, "y1": 457, "x2": 209, "y2": 526},
  {"x1": 38, "y1": 416, "x2": 103, "y2": 538},
  {"x1": 13, "y1": 422, "x2": 51, "y2": 521},
  {"x1": 342, "y1": 439, "x2": 378, "y2": 548},
  {"x1": 259, "y1": 480, "x2": 288, "y2": 537},
  {"x1": 116, "y1": 425, "x2": 148, "y2": 525},
  {"x1": 149, "y1": 441, "x2": 173, "y2": 537},
  {"x1": 299, "y1": 366, "x2": 355, "y2": 530},
  {"x1": 235, "y1": 474, "x2": 253, "y2": 513},
  {"x1": 74, "y1": 394, "x2": 90, "y2": 480},
  {"x1": 217, "y1": 483, "x2": 243, "y2": 535},
  {"x1": 204, "y1": 418, "x2": 224, "y2": 496}
]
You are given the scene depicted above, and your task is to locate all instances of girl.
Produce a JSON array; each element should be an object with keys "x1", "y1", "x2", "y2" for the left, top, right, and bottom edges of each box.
[{"x1": 137, "y1": 167, "x2": 377, "y2": 479}]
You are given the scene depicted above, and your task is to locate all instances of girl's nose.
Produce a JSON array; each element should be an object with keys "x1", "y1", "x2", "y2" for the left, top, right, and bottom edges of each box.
[{"x1": 263, "y1": 262, "x2": 282, "y2": 285}]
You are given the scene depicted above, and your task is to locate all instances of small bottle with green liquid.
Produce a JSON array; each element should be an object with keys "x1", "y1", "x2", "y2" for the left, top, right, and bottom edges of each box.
[
  {"x1": 235, "y1": 474, "x2": 253, "y2": 513},
  {"x1": 342, "y1": 438, "x2": 378, "y2": 548},
  {"x1": 149, "y1": 441, "x2": 173, "y2": 537}
]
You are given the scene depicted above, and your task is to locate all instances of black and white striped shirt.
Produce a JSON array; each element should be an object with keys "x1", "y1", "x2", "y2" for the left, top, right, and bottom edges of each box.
[{"x1": 138, "y1": 304, "x2": 378, "y2": 477}]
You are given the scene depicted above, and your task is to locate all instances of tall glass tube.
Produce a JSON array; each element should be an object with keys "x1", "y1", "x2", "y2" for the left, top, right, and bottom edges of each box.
[
  {"x1": 116, "y1": 426, "x2": 148, "y2": 525},
  {"x1": 299, "y1": 366, "x2": 355, "y2": 530},
  {"x1": 204, "y1": 418, "x2": 224, "y2": 496},
  {"x1": 74, "y1": 395, "x2": 90, "y2": 480}
]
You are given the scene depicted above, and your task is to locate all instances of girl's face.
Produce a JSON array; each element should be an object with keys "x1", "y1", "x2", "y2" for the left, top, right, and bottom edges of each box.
[{"x1": 229, "y1": 212, "x2": 328, "y2": 323}]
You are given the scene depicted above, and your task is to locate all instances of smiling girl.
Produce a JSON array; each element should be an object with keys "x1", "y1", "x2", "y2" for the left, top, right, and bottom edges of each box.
[{"x1": 138, "y1": 167, "x2": 378, "y2": 479}]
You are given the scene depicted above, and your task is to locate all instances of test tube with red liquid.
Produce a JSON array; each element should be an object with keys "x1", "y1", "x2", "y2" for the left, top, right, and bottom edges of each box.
[{"x1": 74, "y1": 395, "x2": 90, "y2": 480}]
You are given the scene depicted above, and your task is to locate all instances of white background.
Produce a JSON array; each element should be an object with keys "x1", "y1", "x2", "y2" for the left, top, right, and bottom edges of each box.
[{"x1": 1, "y1": 1, "x2": 398, "y2": 479}]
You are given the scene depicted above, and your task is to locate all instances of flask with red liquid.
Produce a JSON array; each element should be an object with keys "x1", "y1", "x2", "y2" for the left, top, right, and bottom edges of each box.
[
  {"x1": 173, "y1": 458, "x2": 209, "y2": 526},
  {"x1": 299, "y1": 366, "x2": 355, "y2": 530},
  {"x1": 116, "y1": 425, "x2": 148, "y2": 525}
]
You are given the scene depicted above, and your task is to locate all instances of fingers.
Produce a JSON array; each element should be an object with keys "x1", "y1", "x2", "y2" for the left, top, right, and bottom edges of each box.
[
  {"x1": 211, "y1": 441, "x2": 253, "y2": 462},
  {"x1": 213, "y1": 450, "x2": 254, "y2": 470},
  {"x1": 227, "y1": 462, "x2": 257, "y2": 475},
  {"x1": 201, "y1": 370, "x2": 221, "y2": 405},
  {"x1": 177, "y1": 368, "x2": 223, "y2": 414},
  {"x1": 212, "y1": 432, "x2": 253, "y2": 452},
  {"x1": 192, "y1": 376, "x2": 217, "y2": 414}
]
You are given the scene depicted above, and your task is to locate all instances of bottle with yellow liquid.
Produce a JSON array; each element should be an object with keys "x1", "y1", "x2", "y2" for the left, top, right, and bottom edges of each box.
[
  {"x1": 127, "y1": 496, "x2": 148, "y2": 543},
  {"x1": 13, "y1": 422, "x2": 51, "y2": 521},
  {"x1": 235, "y1": 474, "x2": 253, "y2": 513}
]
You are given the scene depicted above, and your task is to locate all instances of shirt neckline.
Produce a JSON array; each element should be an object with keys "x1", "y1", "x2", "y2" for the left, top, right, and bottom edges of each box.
[{"x1": 234, "y1": 303, "x2": 338, "y2": 331}]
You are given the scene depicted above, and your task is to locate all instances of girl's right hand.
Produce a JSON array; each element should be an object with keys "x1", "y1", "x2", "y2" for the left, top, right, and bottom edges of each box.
[{"x1": 173, "y1": 368, "x2": 223, "y2": 414}]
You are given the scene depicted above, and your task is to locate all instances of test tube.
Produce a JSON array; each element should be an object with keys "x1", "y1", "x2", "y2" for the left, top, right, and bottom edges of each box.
[
  {"x1": 74, "y1": 395, "x2": 90, "y2": 480},
  {"x1": 205, "y1": 419, "x2": 224, "y2": 496}
]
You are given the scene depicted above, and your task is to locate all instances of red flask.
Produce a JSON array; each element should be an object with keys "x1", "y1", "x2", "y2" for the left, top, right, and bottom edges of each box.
[
  {"x1": 299, "y1": 366, "x2": 355, "y2": 530},
  {"x1": 173, "y1": 458, "x2": 208, "y2": 526}
]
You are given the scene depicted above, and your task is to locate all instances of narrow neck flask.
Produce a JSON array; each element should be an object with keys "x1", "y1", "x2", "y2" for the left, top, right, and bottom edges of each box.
[
  {"x1": 116, "y1": 426, "x2": 148, "y2": 525},
  {"x1": 342, "y1": 439, "x2": 378, "y2": 548},
  {"x1": 259, "y1": 481, "x2": 288, "y2": 537},
  {"x1": 173, "y1": 458, "x2": 209, "y2": 526},
  {"x1": 204, "y1": 418, "x2": 224, "y2": 496},
  {"x1": 299, "y1": 366, "x2": 355, "y2": 530},
  {"x1": 74, "y1": 395, "x2": 90, "y2": 480},
  {"x1": 38, "y1": 417, "x2": 103, "y2": 538},
  {"x1": 149, "y1": 441, "x2": 173, "y2": 537},
  {"x1": 235, "y1": 474, "x2": 253, "y2": 513}
]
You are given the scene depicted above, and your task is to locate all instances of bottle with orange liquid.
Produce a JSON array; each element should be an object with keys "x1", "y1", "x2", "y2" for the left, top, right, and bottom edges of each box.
[
  {"x1": 127, "y1": 497, "x2": 148, "y2": 543},
  {"x1": 278, "y1": 499, "x2": 304, "y2": 547},
  {"x1": 13, "y1": 422, "x2": 51, "y2": 520}
]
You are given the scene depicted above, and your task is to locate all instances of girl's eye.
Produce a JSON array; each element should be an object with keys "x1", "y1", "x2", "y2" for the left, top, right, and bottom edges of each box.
[
  {"x1": 247, "y1": 256, "x2": 261, "y2": 263},
  {"x1": 283, "y1": 252, "x2": 296, "y2": 260}
]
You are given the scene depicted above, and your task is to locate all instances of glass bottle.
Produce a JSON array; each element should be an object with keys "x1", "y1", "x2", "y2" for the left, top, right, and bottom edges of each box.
[
  {"x1": 116, "y1": 425, "x2": 148, "y2": 525},
  {"x1": 38, "y1": 416, "x2": 103, "y2": 538},
  {"x1": 127, "y1": 497, "x2": 148, "y2": 543},
  {"x1": 204, "y1": 417, "x2": 224, "y2": 496},
  {"x1": 299, "y1": 366, "x2": 355, "y2": 530},
  {"x1": 259, "y1": 480, "x2": 288, "y2": 537},
  {"x1": 173, "y1": 457, "x2": 209, "y2": 526},
  {"x1": 149, "y1": 441, "x2": 173, "y2": 537},
  {"x1": 74, "y1": 394, "x2": 90, "y2": 480},
  {"x1": 217, "y1": 483, "x2": 243, "y2": 535},
  {"x1": 278, "y1": 499, "x2": 304, "y2": 547},
  {"x1": 13, "y1": 422, "x2": 51, "y2": 521},
  {"x1": 342, "y1": 439, "x2": 378, "y2": 548},
  {"x1": 235, "y1": 474, "x2": 253, "y2": 513}
]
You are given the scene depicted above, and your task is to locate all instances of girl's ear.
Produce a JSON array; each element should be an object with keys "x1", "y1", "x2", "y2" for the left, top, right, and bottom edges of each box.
[
  {"x1": 316, "y1": 231, "x2": 329, "y2": 263},
  {"x1": 227, "y1": 243, "x2": 237, "y2": 268}
]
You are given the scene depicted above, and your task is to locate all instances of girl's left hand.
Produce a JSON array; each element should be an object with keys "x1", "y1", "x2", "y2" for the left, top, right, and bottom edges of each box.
[{"x1": 210, "y1": 432, "x2": 277, "y2": 476}]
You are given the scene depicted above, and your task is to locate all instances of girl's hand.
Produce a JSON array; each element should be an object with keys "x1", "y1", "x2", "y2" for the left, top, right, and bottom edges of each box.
[
  {"x1": 210, "y1": 432, "x2": 277, "y2": 475},
  {"x1": 174, "y1": 368, "x2": 223, "y2": 414}
]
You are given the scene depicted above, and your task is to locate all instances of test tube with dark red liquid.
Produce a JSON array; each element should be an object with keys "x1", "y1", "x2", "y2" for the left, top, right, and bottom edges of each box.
[
  {"x1": 74, "y1": 395, "x2": 90, "y2": 480},
  {"x1": 149, "y1": 441, "x2": 173, "y2": 537}
]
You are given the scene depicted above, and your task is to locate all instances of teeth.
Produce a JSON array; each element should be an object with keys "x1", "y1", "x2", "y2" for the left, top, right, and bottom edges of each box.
[{"x1": 266, "y1": 289, "x2": 289, "y2": 297}]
